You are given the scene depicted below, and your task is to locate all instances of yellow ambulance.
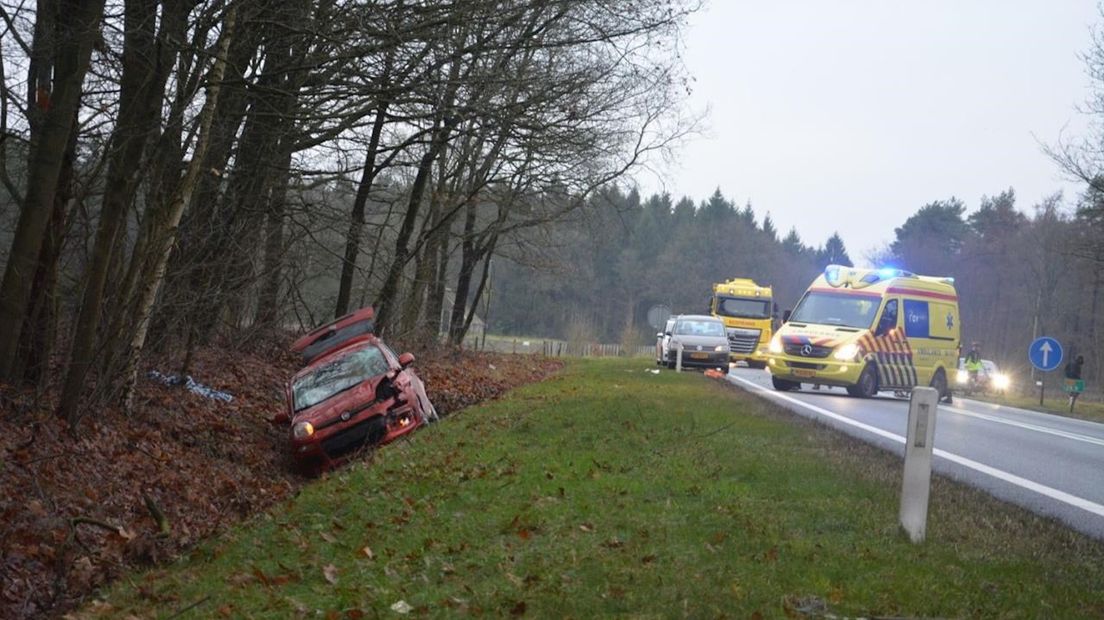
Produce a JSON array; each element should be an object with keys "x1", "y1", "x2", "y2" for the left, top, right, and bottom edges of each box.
[{"x1": 766, "y1": 265, "x2": 959, "y2": 400}]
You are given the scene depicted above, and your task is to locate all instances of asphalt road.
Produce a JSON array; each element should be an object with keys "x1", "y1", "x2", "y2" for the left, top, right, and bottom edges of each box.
[{"x1": 726, "y1": 366, "x2": 1104, "y2": 540}]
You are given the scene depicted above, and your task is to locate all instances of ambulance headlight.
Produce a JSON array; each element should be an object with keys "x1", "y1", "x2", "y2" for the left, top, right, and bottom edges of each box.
[
  {"x1": 956, "y1": 370, "x2": 969, "y2": 384},
  {"x1": 768, "y1": 334, "x2": 783, "y2": 354},
  {"x1": 833, "y1": 343, "x2": 861, "y2": 361},
  {"x1": 993, "y1": 374, "x2": 1011, "y2": 390}
]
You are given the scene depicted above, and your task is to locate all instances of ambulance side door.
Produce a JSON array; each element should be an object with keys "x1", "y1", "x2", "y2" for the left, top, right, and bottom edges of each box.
[
  {"x1": 926, "y1": 301, "x2": 960, "y2": 379},
  {"x1": 902, "y1": 298, "x2": 934, "y2": 385}
]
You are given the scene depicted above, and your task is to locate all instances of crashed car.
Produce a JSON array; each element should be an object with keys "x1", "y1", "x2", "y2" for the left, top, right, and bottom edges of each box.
[{"x1": 274, "y1": 307, "x2": 437, "y2": 473}]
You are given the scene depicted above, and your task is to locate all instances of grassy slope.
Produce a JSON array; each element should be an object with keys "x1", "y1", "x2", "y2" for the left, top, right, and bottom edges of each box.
[
  {"x1": 86, "y1": 359, "x2": 1104, "y2": 618},
  {"x1": 964, "y1": 391, "x2": 1104, "y2": 424}
]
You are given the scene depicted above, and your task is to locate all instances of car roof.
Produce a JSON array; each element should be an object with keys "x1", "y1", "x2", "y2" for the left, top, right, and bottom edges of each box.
[{"x1": 676, "y1": 314, "x2": 722, "y2": 322}]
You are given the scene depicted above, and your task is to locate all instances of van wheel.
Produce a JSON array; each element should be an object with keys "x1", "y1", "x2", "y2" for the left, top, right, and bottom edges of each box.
[
  {"x1": 847, "y1": 364, "x2": 878, "y2": 398},
  {"x1": 771, "y1": 376, "x2": 800, "y2": 391},
  {"x1": 930, "y1": 369, "x2": 950, "y2": 403}
]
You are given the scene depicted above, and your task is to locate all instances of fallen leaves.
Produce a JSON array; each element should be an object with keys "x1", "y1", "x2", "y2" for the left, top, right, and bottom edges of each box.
[
  {"x1": 322, "y1": 564, "x2": 339, "y2": 585},
  {"x1": 0, "y1": 339, "x2": 561, "y2": 620}
]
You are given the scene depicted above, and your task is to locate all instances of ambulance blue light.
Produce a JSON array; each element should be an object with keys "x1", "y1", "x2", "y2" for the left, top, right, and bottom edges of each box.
[
  {"x1": 825, "y1": 265, "x2": 841, "y2": 285},
  {"x1": 878, "y1": 268, "x2": 898, "y2": 278}
]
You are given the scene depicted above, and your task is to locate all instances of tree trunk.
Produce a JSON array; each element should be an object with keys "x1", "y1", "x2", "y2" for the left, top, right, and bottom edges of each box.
[
  {"x1": 0, "y1": 0, "x2": 107, "y2": 382},
  {"x1": 399, "y1": 164, "x2": 448, "y2": 340},
  {"x1": 58, "y1": 0, "x2": 177, "y2": 424},
  {"x1": 14, "y1": 110, "x2": 77, "y2": 388},
  {"x1": 374, "y1": 111, "x2": 458, "y2": 334},
  {"x1": 117, "y1": 6, "x2": 238, "y2": 413},
  {"x1": 254, "y1": 148, "x2": 293, "y2": 326},
  {"x1": 335, "y1": 99, "x2": 390, "y2": 318},
  {"x1": 447, "y1": 200, "x2": 479, "y2": 345}
]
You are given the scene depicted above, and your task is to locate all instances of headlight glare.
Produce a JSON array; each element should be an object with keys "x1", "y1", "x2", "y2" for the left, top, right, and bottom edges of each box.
[
  {"x1": 956, "y1": 370, "x2": 968, "y2": 384},
  {"x1": 714, "y1": 345, "x2": 726, "y2": 352},
  {"x1": 292, "y1": 421, "x2": 314, "y2": 440},
  {"x1": 833, "y1": 343, "x2": 860, "y2": 361},
  {"x1": 768, "y1": 334, "x2": 783, "y2": 354},
  {"x1": 993, "y1": 374, "x2": 1011, "y2": 390}
]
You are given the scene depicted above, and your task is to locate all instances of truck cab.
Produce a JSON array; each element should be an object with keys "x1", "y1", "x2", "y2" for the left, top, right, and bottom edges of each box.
[{"x1": 710, "y1": 278, "x2": 775, "y2": 369}]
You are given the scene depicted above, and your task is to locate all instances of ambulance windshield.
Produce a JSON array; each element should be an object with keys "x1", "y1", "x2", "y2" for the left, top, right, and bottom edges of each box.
[{"x1": 789, "y1": 292, "x2": 879, "y2": 329}]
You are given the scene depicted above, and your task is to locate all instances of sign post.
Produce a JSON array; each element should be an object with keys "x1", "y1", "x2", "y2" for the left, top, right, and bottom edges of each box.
[
  {"x1": 1028, "y1": 337, "x2": 1063, "y2": 407},
  {"x1": 901, "y1": 386, "x2": 939, "y2": 543}
]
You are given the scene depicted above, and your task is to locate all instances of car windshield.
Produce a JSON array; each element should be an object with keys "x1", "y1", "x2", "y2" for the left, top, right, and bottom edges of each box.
[
  {"x1": 292, "y1": 345, "x2": 390, "y2": 412},
  {"x1": 715, "y1": 296, "x2": 770, "y2": 319},
  {"x1": 790, "y1": 292, "x2": 880, "y2": 329},
  {"x1": 674, "y1": 319, "x2": 725, "y2": 337}
]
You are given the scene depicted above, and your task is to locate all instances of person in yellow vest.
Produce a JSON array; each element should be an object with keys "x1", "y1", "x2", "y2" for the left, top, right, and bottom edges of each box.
[{"x1": 964, "y1": 342, "x2": 984, "y2": 381}]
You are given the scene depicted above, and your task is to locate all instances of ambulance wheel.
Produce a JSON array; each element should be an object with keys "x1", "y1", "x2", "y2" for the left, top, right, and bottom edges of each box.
[
  {"x1": 771, "y1": 376, "x2": 800, "y2": 391},
  {"x1": 847, "y1": 364, "x2": 878, "y2": 398},
  {"x1": 930, "y1": 369, "x2": 951, "y2": 403}
]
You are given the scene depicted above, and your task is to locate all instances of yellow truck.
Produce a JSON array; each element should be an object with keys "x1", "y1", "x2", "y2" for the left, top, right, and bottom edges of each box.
[
  {"x1": 710, "y1": 278, "x2": 776, "y2": 368},
  {"x1": 766, "y1": 265, "x2": 959, "y2": 400}
]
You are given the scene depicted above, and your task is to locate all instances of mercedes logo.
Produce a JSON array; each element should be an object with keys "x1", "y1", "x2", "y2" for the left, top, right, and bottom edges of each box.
[
  {"x1": 696, "y1": 345, "x2": 703, "y2": 351},
  {"x1": 801, "y1": 344, "x2": 813, "y2": 356}
]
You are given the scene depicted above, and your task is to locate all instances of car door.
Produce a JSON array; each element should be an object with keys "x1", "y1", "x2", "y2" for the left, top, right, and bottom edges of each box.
[{"x1": 870, "y1": 297, "x2": 916, "y2": 389}]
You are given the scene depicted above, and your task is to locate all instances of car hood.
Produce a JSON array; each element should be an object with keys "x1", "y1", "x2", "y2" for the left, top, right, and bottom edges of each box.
[
  {"x1": 775, "y1": 322, "x2": 867, "y2": 349},
  {"x1": 290, "y1": 374, "x2": 388, "y2": 426}
]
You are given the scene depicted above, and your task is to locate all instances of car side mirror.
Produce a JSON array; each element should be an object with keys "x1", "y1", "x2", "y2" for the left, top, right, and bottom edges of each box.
[
  {"x1": 657, "y1": 332, "x2": 664, "y2": 338},
  {"x1": 398, "y1": 352, "x2": 415, "y2": 368},
  {"x1": 782, "y1": 310, "x2": 792, "y2": 323}
]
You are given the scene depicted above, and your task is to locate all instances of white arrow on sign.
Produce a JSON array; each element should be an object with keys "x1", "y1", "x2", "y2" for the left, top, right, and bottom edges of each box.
[{"x1": 1039, "y1": 341, "x2": 1053, "y2": 367}]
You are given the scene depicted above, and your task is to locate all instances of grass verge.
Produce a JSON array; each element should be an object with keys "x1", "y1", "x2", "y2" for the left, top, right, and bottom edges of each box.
[
  {"x1": 83, "y1": 359, "x2": 1104, "y2": 618},
  {"x1": 964, "y1": 390, "x2": 1104, "y2": 424}
]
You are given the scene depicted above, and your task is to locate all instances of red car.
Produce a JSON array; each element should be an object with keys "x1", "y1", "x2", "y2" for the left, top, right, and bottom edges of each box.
[{"x1": 275, "y1": 307, "x2": 437, "y2": 473}]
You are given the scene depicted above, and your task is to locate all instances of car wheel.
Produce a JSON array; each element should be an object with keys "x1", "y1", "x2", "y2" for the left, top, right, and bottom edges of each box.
[
  {"x1": 929, "y1": 369, "x2": 949, "y2": 404},
  {"x1": 771, "y1": 376, "x2": 799, "y2": 391},
  {"x1": 847, "y1": 364, "x2": 878, "y2": 398}
]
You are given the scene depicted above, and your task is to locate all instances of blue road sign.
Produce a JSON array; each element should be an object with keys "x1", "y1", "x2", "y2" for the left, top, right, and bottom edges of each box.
[{"x1": 1028, "y1": 337, "x2": 1064, "y2": 372}]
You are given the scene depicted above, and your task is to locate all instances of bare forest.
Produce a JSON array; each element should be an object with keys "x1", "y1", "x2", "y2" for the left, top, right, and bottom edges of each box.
[{"x1": 0, "y1": 0, "x2": 698, "y2": 425}]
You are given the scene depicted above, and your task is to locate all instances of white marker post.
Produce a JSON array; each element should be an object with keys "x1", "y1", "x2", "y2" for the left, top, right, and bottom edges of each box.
[
  {"x1": 675, "y1": 342, "x2": 683, "y2": 372},
  {"x1": 900, "y1": 386, "x2": 938, "y2": 543}
]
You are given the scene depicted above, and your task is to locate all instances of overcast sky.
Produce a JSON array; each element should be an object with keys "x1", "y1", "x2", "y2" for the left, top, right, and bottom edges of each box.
[{"x1": 641, "y1": 1, "x2": 1099, "y2": 264}]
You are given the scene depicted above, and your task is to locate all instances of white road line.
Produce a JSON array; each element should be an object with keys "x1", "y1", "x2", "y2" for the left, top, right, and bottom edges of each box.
[
  {"x1": 940, "y1": 404, "x2": 1104, "y2": 448},
  {"x1": 728, "y1": 375, "x2": 1104, "y2": 520}
]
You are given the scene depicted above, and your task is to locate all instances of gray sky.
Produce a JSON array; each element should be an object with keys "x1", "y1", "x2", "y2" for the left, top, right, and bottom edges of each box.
[{"x1": 643, "y1": 1, "x2": 1099, "y2": 263}]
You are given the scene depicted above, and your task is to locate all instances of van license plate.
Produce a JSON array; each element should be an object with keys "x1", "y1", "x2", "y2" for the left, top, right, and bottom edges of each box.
[
  {"x1": 690, "y1": 352, "x2": 708, "y2": 359},
  {"x1": 793, "y1": 369, "x2": 816, "y2": 378}
]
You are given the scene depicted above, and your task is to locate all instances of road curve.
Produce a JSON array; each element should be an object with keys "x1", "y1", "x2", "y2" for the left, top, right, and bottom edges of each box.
[{"x1": 725, "y1": 366, "x2": 1104, "y2": 540}]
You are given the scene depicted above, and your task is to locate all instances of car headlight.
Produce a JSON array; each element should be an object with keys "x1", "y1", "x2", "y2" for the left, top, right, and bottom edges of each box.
[
  {"x1": 832, "y1": 343, "x2": 861, "y2": 361},
  {"x1": 292, "y1": 421, "x2": 314, "y2": 440},
  {"x1": 956, "y1": 369, "x2": 968, "y2": 384},
  {"x1": 714, "y1": 345, "x2": 726, "y2": 352},
  {"x1": 768, "y1": 334, "x2": 783, "y2": 354},
  {"x1": 992, "y1": 374, "x2": 1010, "y2": 390}
]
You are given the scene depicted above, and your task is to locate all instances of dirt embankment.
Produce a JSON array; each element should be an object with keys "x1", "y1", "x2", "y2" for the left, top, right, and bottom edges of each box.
[{"x1": 0, "y1": 341, "x2": 561, "y2": 619}]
